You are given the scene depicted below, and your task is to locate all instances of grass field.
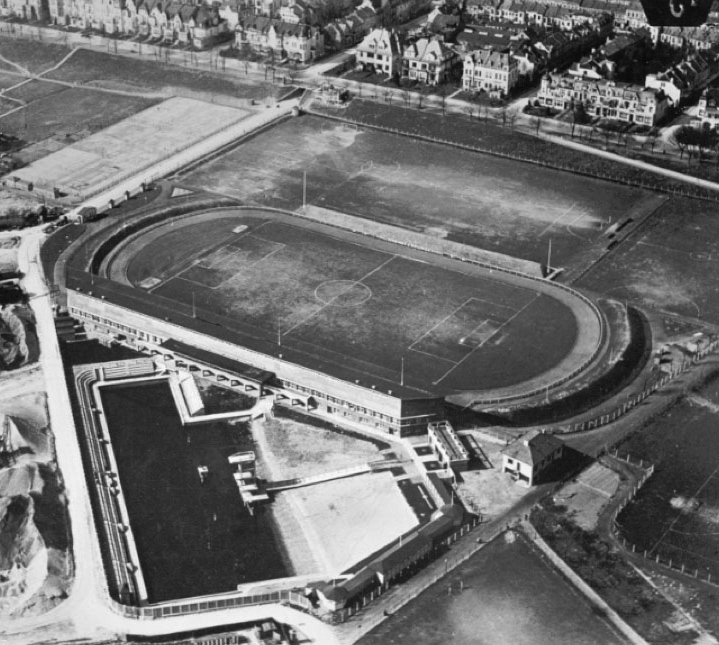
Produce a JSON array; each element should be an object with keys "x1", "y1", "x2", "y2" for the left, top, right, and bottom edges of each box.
[
  {"x1": 577, "y1": 197, "x2": 719, "y2": 324},
  {"x1": 0, "y1": 38, "x2": 71, "y2": 74},
  {"x1": 180, "y1": 115, "x2": 657, "y2": 270},
  {"x1": 4, "y1": 79, "x2": 68, "y2": 103},
  {"x1": 120, "y1": 210, "x2": 580, "y2": 395},
  {"x1": 43, "y1": 48, "x2": 279, "y2": 99},
  {"x1": 0, "y1": 87, "x2": 158, "y2": 145},
  {"x1": 617, "y1": 375, "x2": 719, "y2": 581},
  {"x1": 357, "y1": 532, "x2": 626, "y2": 645}
]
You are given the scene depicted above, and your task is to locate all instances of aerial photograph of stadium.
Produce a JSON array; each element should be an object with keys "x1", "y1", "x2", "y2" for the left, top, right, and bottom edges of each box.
[{"x1": 2, "y1": 0, "x2": 719, "y2": 643}]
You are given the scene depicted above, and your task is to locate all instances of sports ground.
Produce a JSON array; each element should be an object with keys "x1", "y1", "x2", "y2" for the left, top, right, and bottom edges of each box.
[
  {"x1": 617, "y1": 375, "x2": 719, "y2": 581},
  {"x1": 9, "y1": 97, "x2": 250, "y2": 198},
  {"x1": 109, "y1": 208, "x2": 597, "y2": 398},
  {"x1": 357, "y1": 533, "x2": 626, "y2": 645},
  {"x1": 578, "y1": 196, "x2": 719, "y2": 324},
  {"x1": 179, "y1": 115, "x2": 660, "y2": 271}
]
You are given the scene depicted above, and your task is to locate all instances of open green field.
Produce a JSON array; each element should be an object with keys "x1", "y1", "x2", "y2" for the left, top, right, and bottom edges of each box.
[
  {"x1": 357, "y1": 533, "x2": 625, "y2": 645},
  {"x1": 577, "y1": 197, "x2": 719, "y2": 324},
  {"x1": 5, "y1": 78, "x2": 68, "y2": 103},
  {"x1": 43, "y1": 48, "x2": 278, "y2": 99},
  {"x1": 116, "y1": 209, "x2": 581, "y2": 396},
  {"x1": 0, "y1": 38, "x2": 71, "y2": 74},
  {"x1": 617, "y1": 374, "x2": 719, "y2": 582},
  {"x1": 0, "y1": 87, "x2": 158, "y2": 144},
  {"x1": 180, "y1": 115, "x2": 658, "y2": 270}
]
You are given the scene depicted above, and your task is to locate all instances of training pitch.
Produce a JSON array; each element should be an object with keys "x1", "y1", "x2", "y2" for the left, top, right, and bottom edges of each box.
[
  {"x1": 179, "y1": 115, "x2": 659, "y2": 271},
  {"x1": 108, "y1": 208, "x2": 599, "y2": 399},
  {"x1": 618, "y1": 375, "x2": 719, "y2": 581}
]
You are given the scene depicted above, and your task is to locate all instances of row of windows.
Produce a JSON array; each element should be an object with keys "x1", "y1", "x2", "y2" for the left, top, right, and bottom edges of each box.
[
  {"x1": 70, "y1": 308, "x2": 162, "y2": 344},
  {"x1": 279, "y1": 379, "x2": 399, "y2": 424}
]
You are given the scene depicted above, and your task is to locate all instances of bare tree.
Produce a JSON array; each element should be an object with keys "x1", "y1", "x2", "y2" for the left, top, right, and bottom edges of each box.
[
  {"x1": 506, "y1": 109, "x2": 518, "y2": 131},
  {"x1": 417, "y1": 93, "x2": 425, "y2": 110},
  {"x1": 500, "y1": 108, "x2": 508, "y2": 127},
  {"x1": 463, "y1": 104, "x2": 476, "y2": 120},
  {"x1": 400, "y1": 89, "x2": 410, "y2": 107},
  {"x1": 382, "y1": 88, "x2": 393, "y2": 104},
  {"x1": 533, "y1": 115, "x2": 541, "y2": 135}
]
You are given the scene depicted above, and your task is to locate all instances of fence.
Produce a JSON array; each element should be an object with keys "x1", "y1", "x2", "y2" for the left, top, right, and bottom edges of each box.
[
  {"x1": 611, "y1": 461, "x2": 719, "y2": 588},
  {"x1": 523, "y1": 521, "x2": 648, "y2": 645},
  {"x1": 555, "y1": 337, "x2": 719, "y2": 438},
  {"x1": 328, "y1": 515, "x2": 499, "y2": 629}
]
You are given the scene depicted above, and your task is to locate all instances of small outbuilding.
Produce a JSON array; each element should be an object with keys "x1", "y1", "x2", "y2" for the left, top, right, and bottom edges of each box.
[{"x1": 501, "y1": 429, "x2": 563, "y2": 486}]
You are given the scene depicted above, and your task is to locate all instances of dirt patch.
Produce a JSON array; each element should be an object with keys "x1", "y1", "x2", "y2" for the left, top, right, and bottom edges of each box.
[
  {"x1": 556, "y1": 461, "x2": 620, "y2": 530},
  {"x1": 260, "y1": 413, "x2": 381, "y2": 481}
]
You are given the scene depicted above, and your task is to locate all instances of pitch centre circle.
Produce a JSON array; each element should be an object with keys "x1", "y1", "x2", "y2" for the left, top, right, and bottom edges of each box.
[{"x1": 315, "y1": 280, "x2": 372, "y2": 307}]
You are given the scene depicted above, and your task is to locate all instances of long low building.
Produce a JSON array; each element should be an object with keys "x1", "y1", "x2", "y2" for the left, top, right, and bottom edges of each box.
[{"x1": 66, "y1": 270, "x2": 445, "y2": 437}]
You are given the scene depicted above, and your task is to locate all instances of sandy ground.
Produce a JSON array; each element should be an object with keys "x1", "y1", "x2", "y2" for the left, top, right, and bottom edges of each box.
[
  {"x1": 261, "y1": 415, "x2": 381, "y2": 481},
  {"x1": 554, "y1": 461, "x2": 620, "y2": 530},
  {"x1": 292, "y1": 471, "x2": 418, "y2": 574},
  {"x1": 455, "y1": 432, "x2": 532, "y2": 518},
  {"x1": 0, "y1": 234, "x2": 20, "y2": 272},
  {"x1": 253, "y1": 415, "x2": 415, "y2": 575},
  {"x1": 0, "y1": 364, "x2": 72, "y2": 619}
]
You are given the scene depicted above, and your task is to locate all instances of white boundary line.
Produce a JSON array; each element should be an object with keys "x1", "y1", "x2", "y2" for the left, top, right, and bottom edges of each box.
[{"x1": 432, "y1": 293, "x2": 539, "y2": 386}]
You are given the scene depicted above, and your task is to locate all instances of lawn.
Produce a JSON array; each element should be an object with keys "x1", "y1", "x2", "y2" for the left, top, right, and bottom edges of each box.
[
  {"x1": 0, "y1": 88, "x2": 158, "y2": 144},
  {"x1": 180, "y1": 113, "x2": 655, "y2": 272},
  {"x1": 309, "y1": 99, "x2": 719, "y2": 201},
  {"x1": 616, "y1": 374, "x2": 719, "y2": 582},
  {"x1": 357, "y1": 532, "x2": 627, "y2": 645},
  {"x1": 576, "y1": 196, "x2": 719, "y2": 324},
  {"x1": 0, "y1": 37, "x2": 72, "y2": 74},
  {"x1": 5, "y1": 79, "x2": 69, "y2": 103},
  {"x1": 120, "y1": 210, "x2": 581, "y2": 396},
  {"x1": 43, "y1": 48, "x2": 280, "y2": 99}
]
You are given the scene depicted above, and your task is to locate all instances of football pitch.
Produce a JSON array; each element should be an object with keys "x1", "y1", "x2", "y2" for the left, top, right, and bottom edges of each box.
[
  {"x1": 115, "y1": 209, "x2": 595, "y2": 397},
  {"x1": 618, "y1": 376, "x2": 719, "y2": 581},
  {"x1": 179, "y1": 115, "x2": 659, "y2": 271}
]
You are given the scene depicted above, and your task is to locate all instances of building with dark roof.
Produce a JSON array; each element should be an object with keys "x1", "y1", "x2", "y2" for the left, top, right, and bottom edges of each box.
[{"x1": 501, "y1": 429, "x2": 563, "y2": 486}]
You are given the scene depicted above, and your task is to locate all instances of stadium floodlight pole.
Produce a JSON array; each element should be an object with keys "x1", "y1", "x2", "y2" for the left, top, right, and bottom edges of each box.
[
  {"x1": 547, "y1": 239, "x2": 552, "y2": 273},
  {"x1": 278, "y1": 319, "x2": 281, "y2": 347},
  {"x1": 192, "y1": 291, "x2": 196, "y2": 318},
  {"x1": 302, "y1": 170, "x2": 307, "y2": 211},
  {"x1": 400, "y1": 357, "x2": 404, "y2": 386}
]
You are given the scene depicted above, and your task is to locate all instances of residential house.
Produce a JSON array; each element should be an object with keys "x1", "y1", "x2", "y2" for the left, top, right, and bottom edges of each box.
[
  {"x1": 645, "y1": 51, "x2": 719, "y2": 105},
  {"x1": 237, "y1": 14, "x2": 324, "y2": 61},
  {"x1": 513, "y1": 44, "x2": 543, "y2": 78},
  {"x1": 463, "y1": 47, "x2": 519, "y2": 94},
  {"x1": 465, "y1": 0, "x2": 502, "y2": 19},
  {"x1": 356, "y1": 27, "x2": 403, "y2": 76},
  {"x1": 501, "y1": 429, "x2": 564, "y2": 487},
  {"x1": 659, "y1": 25, "x2": 685, "y2": 48},
  {"x1": 696, "y1": 87, "x2": 719, "y2": 127},
  {"x1": 3, "y1": 0, "x2": 49, "y2": 20},
  {"x1": 323, "y1": 5, "x2": 377, "y2": 52},
  {"x1": 279, "y1": 0, "x2": 313, "y2": 23},
  {"x1": 619, "y1": 0, "x2": 648, "y2": 28},
  {"x1": 538, "y1": 71, "x2": 670, "y2": 125},
  {"x1": 426, "y1": 7, "x2": 462, "y2": 41},
  {"x1": 402, "y1": 36, "x2": 458, "y2": 84}
]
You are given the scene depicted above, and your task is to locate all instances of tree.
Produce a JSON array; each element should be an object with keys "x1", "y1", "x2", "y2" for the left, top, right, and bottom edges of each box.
[
  {"x1": 382, "y1": 88, "x2": 393, "y2": 104},
  {"x1": 506, "y1": 109, "x2": 518, "y2": 131},
  {"x1": 533, "y1": 115, "x2": 541, "y2": 135},
  {"x1": 500, "y1": 108, "x2": 508, "y2": 127},
  {"x1": 463, "y1": 104, "x2": 476, "y2": 121},
  {"x1": 400, "y1": 89, "x2": 410, "y2": 107},
  {"x1": 671, "y1": 125, "x2": 701, "y2": 162},
  {"x1": 417, "y1": 93, "x2": 425, "y2": 110},
  {"x1": 439, "y1": 85, "x2": 448, "y2": 116}
]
